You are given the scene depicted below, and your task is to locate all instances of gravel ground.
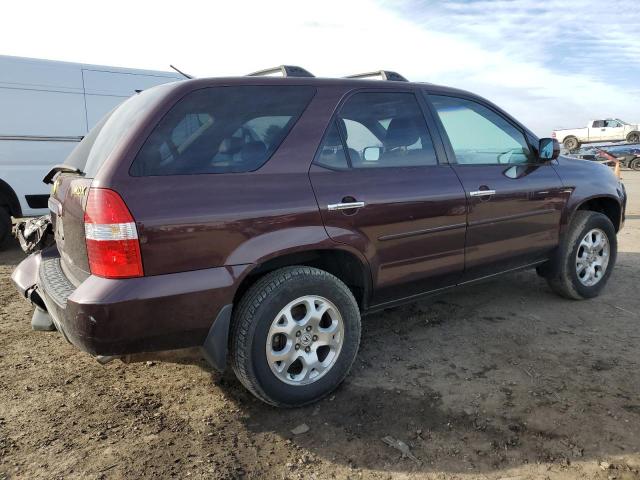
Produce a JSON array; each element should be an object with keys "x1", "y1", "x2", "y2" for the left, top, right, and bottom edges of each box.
[{"x1": 1, "y1": 172, "x2": 639, "y2": 480}]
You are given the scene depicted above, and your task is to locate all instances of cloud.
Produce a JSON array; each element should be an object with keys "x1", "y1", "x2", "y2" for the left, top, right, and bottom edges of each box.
[{"x1": 1, "y1": 0, "x2": 638, "y2": 135}]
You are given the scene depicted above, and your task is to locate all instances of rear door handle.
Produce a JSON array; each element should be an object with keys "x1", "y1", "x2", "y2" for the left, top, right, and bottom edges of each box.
[
  {"x1": 469, "y1": 190, "x2": 496, "y2": 197},
  {"x1": 327, "y1": 201, "x2": 365, "y2": 211}
]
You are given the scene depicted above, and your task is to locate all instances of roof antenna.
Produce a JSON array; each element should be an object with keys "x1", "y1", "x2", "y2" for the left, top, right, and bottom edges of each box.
[{"x1": 169, "y1": 64, "x2": 194, "y2": 79}]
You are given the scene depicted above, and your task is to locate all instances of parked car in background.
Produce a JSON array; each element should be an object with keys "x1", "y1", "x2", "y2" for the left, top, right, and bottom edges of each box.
[
  {"x1": 553, "y1": 119, "x2": 640, "y2": 150},
  {"x1": 12, "y1": 66, "x2": 627, "y2": 407},
  {"x1": 0, "y1": 55, "x2": 181, "y2": 246}
]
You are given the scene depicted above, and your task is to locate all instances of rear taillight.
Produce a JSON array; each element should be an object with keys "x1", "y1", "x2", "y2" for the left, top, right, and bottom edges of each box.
[
  {"x1": 84, "y1": 188, "x2": 143, "y2": 278},
  {"x1": 551, "y1": 132, "x2": 556, "y2": 138}
]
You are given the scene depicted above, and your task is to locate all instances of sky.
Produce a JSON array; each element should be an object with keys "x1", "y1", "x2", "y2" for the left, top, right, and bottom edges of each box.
[{"x1": 2, "y1": 0, "x2": 639, "y2": 136}]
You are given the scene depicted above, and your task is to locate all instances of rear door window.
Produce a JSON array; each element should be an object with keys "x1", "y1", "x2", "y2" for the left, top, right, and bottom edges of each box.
[
  {"x1": 130, "y1": 86, "x2": 315, "y2": 176},
  {"x1": 314, "y1": 91, "x2": 437, "y2": 169}
]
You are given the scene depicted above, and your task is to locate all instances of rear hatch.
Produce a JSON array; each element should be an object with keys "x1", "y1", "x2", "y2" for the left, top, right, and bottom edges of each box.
[
  {"x1": 45, "y1": 85, "x2": 170, "y2": 284},
  {"x1": 49, "y1": 174, "x2": 94, "y2": 284}
]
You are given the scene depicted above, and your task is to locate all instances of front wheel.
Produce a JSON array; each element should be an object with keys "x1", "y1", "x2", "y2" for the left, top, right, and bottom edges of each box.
[
  {"x1": 630, "y1": 157, "x2": 640, "y2": 171},
  {"x1": 627, "y1": 132, "x2": 640, "y2": 144},
  {"x1": 547, "y1": 211, "x2": 617, "y2": 300},
  {"x1": 230, "y1": 266, "x2": 361, "y2": 407}
]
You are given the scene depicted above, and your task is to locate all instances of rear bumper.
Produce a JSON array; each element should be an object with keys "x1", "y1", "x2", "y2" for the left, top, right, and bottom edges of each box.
[{"x1": 11, "y1": 246, "x2": 249, "y2": 365}]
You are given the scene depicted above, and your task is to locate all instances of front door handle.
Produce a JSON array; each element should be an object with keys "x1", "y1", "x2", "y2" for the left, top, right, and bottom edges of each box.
[
  {"x1": 469, "y1": 189, "x2": 496, "y2": 197},
  {"x1": 327, "y1": 201, "x2": 365, "y2": 211}
]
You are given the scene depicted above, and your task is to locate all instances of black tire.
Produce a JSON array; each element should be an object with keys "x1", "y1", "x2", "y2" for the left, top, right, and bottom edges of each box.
[
  {"x1": 547, "y1": 211, "x2": 617, "y2": 300},
  {"x1": 626, "y1": 132, "x2": 640, "y2": 144},
  {"x1": 0, "y1": 206, "x2": 11, "y2": 248},
  {"x1": 630, "y1": 157, "x2": 640, "y2": 171},
  {"x1": 563, "y1": 137, "x2": 579, "y2": 151},
  {"x1": 230, "y1": 266, "x2": 361, "y2": 407}
]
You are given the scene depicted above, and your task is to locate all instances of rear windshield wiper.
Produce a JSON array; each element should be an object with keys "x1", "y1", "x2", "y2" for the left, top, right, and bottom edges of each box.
[{"x1": 43, "y1": 164, "x2": 84, "y2": 185}]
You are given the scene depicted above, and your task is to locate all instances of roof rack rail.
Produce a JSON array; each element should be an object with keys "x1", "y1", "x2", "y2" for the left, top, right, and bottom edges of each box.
[
  {"x1": 346, "y1": 70, "x2": 408, "y2": 82},
  {"x1": 247, "y1": 65, "x2": 315, "y2": 78}
]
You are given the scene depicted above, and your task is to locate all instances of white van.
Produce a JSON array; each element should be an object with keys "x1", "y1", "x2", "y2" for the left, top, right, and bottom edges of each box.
[{"x1": 0, "y1": 55, "x2": 181, "y2": 244}]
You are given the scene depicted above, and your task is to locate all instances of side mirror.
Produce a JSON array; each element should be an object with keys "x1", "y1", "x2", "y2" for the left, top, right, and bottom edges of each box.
[
  {"x1": 539, "y1": 138, "x2": 560, "y2": 161},
  {"x1": 363, "y1": 146, "x2": 382, "y2": 162}
]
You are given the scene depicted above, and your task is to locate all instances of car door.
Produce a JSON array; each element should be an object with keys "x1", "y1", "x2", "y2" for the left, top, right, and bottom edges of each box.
[
  {"x1": 309, "y1": 90, "x2": 468, "y2": 307},
  {"x1": 603, "y1": 120, "x2": 625, "y2": 141},
  {"x1": 426, "y1": 93, "x2": 566, "y2": 281},
  {"x1": 590, "y1": 120, "x2": 607, "y2": 141}
]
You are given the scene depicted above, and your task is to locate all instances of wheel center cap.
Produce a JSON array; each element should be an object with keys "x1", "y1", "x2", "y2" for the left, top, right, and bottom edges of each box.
[{"x1": 300, "y1": 332, "x2": 313, "y2": 346}]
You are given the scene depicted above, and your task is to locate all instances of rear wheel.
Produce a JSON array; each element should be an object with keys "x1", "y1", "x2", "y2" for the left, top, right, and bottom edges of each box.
[
  {"x1": 563, "y1": 137, "x2": 579, "y2": 151},
  {"x1": 0, "y1": 206, "x2": 11, "y2": 248},
  {"x1": 230, "y1": 266, "x2": 361, "y2": 407},
  {"x1": 546, "y1": 211, "x2": 617, "y2": 300}
]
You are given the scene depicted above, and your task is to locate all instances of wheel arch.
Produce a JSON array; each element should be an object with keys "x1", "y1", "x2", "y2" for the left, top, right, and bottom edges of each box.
[
  {"x1": 0, "y1": 179, "x2": 22, "y2": 217},
  {"x1": 574, "y1": 195, "x2": 622, "y2": 232},
  {"x1": 232, "y1": 248, "x2": 373, "y2": 312}
]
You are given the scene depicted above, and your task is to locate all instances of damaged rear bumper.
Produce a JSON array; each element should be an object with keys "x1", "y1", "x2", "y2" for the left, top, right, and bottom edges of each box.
[{"x1": 11, "y1": 246, "x2": 249, "y2": 370}]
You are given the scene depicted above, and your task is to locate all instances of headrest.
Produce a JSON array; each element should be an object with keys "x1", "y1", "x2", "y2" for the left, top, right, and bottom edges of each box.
[
  {"x1": 385, "y1": 117, "x2": 420, "y2": 148},
  {"x1": 241, "y1": 141, "x2": 267, "y2": 164},
  {"x1": 219, "y1": 137, "x2": 244, "y2": 154}
]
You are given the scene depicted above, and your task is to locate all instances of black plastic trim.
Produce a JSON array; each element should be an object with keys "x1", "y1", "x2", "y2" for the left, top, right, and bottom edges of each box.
[
  {"x1": 201, "y1": 304, "x2": 233, "y2": 371},
  {"x1": 25, "y1": 194, "x2": 50, "y2": 209}
]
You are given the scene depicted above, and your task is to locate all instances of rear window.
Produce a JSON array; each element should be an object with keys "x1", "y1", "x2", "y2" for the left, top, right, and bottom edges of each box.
[
  {"x1": 130, "y1": 86, "x2": 315, "y2": 176},
  {"x1": 64, "y1": 84, "x2": 172, "y2": 177}
]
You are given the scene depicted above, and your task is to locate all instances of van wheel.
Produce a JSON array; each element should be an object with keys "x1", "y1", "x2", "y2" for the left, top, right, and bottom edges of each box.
[
  {"x1": 547, "y1": 211, "x2": 617, "y2": 300},
  {"x1": 563, "y1": 137, "x2": 579, "y2": 150},
  {"x1": 230, "y1": 266, "x2": 361, "y2": 407},
  {"x1": 0, "y1": 206, "x2": 11, "y2": 247}
]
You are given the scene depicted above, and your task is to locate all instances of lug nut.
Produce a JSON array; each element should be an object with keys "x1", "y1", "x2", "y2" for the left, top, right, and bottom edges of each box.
[
  {"x1": 312, "y1": 335, "x2": 318, "y2": 341},
  {"x1": 296, "y1": 331, "x2": 301, "y2": 337},
  {"x1": 306, "y1": 326, "x2": 312, "y2": 332},
  {"x1": 295, "y1": 344, "x2": 300, "y2": 350},
  {"x1": 305, "y1": 346, "x2": 311, "y2": 353}
]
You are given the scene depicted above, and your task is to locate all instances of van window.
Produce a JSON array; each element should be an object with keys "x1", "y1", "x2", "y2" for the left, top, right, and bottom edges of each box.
[{"x1": 130, "y1": 86, "x2": 315, "y2": 176}]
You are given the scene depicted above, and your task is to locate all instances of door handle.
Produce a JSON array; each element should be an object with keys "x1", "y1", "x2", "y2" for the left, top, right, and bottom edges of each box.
[
  {"x1": 469, "y1": 189, "x2": 496, "y2": 197},
  {"x1": 327, "y1": 201, "x2": 365, "y2": 211}
]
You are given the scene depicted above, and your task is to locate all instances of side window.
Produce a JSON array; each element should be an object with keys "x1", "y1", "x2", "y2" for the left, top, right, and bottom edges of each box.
[
  {"x1": 131, "y1": 86, "x2": 315, "y2": 176},
  {"x1": 314, "y1": 121, "x2": 349, "y2": 170},
  {"x1": 430, "y1": 95, "x2": 533, "y2": 165},
  {"x1": 593, "y1": 120, "x2": 605, "y2": 128},
  {"x1": 338, "y1": 92, "x2": 437, "y2": 168},
  {"x1": 604, "y1": 120, "x2": 620, "y2": 128}
]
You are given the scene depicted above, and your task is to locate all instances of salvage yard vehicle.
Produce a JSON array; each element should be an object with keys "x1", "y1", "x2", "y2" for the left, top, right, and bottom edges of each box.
[
  {"x1": 553, "y1": 118, "x2": 640, "y2": 150},
  {"x1": 12, "y1": 66, "x2": 627, "y2": 407},
  {"x1": 0, "y1": 55, "x2": 181, "y2": 247}
]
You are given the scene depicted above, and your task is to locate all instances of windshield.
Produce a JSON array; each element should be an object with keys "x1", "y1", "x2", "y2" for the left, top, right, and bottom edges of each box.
[{"x1": 615, "y1": 119, "x2": 630, "y2": 125}]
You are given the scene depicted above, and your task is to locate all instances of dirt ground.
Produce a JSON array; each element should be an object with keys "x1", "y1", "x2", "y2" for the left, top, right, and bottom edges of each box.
[{"x1": 1, "y1": 172, "x2": 639, "y2": 480}]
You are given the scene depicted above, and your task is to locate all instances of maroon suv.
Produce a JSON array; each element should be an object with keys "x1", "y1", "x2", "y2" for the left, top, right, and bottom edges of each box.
[{"x1": 12, "y1": 67, "x2": 626, "y2": 407}]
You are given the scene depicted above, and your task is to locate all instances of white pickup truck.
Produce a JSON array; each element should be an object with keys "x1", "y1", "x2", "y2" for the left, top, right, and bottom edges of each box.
[{"x1": 553, "y1": 119, "x2": 640, "y2": 150}]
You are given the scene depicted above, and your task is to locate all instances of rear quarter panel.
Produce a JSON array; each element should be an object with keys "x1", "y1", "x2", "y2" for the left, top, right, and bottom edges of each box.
[{"x1": 93, "y1": 82, "x2": 354, "y2": 276}]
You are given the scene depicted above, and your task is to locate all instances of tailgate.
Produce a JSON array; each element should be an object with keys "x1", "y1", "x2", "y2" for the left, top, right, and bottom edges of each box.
[{"x1": 49, "y1": 174, "x2": 93, "y2": 283}]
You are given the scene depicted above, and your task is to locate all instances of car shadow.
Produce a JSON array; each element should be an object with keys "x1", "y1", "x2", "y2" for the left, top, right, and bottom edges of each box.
[{"x1": 199, "y1": 256, "x2": 640, "y2": 475}]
